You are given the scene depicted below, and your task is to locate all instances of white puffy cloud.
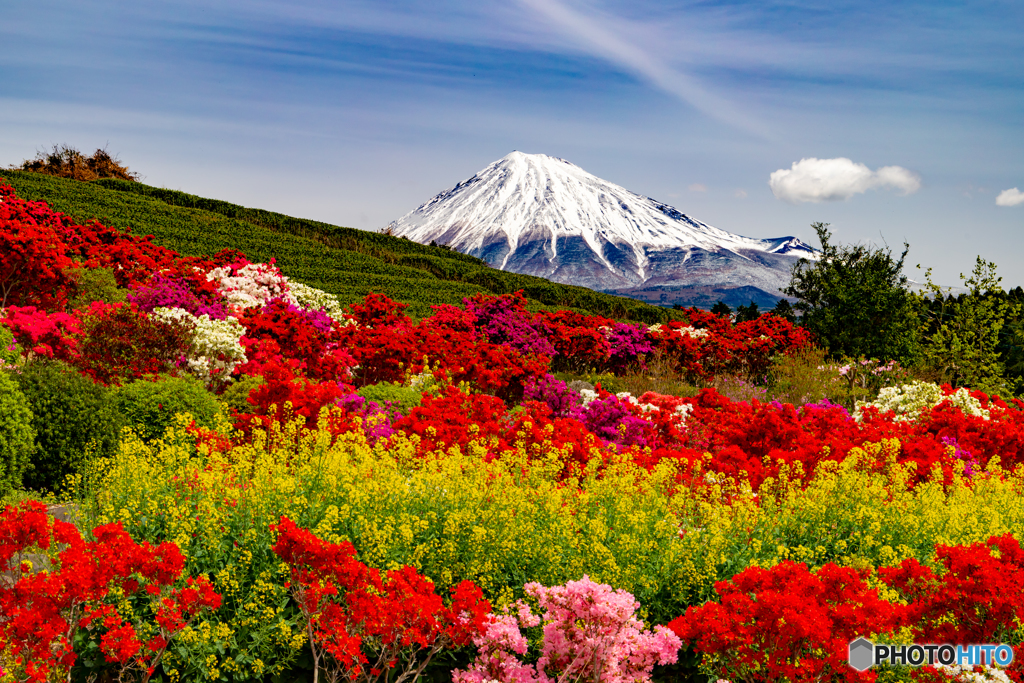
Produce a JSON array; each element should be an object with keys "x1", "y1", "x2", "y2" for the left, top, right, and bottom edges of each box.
[
  {"x1": 996, "y1": 188, "x2": 1024, "y2": 207},
  {"x1": 769, "y1": 157, "x2": 921, "y2": 204}
]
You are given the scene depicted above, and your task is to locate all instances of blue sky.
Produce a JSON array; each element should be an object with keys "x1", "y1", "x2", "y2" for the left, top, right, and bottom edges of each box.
[{"x1": 3, "y1": 0, "x2": 1022, "y2": 286}]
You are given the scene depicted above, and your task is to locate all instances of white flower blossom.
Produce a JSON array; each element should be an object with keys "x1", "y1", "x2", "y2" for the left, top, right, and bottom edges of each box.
[
  {"x1": 153, "y1": 307, "x2": 247, "y2": 384},
  {"x1": 288, "y1": 281, "x2": 345, "y2": 321},
  {"x1": 854, "y1": 380, "x2": 989, "y2": 422},
  {"x1": 934, "y1": 664, "x2": 1012, "y2": 683},
  {"x1": 207, "y1": 262, "x2": 290, "y2": 311},
  {"x1": 677, "y1": 326, "x2": 709, "y2": 339}
]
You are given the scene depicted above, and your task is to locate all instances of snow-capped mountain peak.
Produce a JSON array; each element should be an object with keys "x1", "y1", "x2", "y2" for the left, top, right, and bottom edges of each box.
[{"x1": 389, "y1": 152, "x2": 815, "y2": 304}]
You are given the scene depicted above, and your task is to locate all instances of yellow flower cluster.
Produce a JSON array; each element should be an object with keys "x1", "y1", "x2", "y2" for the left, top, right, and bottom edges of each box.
[{"x1": 74, "y1": 416, "x2": 1024, "y2": 679}]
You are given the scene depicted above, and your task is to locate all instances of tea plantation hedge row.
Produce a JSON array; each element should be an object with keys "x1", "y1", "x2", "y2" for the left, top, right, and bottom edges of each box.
[{"x1": 2, "y1": 171, "x2": 684, "y2": 323}]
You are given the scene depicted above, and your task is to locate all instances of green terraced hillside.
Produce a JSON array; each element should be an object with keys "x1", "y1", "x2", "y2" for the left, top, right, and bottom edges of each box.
[{"x1": 1, "y1": 170, "x2": 685, "y2": 322}]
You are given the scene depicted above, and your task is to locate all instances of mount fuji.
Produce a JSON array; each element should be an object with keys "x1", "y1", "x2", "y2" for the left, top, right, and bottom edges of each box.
[{"x1": 388, "y1": 152, "x2": 816, "y2": 308}]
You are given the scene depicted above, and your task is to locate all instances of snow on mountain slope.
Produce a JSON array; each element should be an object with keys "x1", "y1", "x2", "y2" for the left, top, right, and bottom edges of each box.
[{"x1": 388, "y1": 152, "x2": 816, "y2": 302}]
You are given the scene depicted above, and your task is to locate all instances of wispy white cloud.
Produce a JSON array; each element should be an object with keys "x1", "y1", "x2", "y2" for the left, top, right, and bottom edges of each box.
[
  {"x1": 769, "y1": 157, "x2": 921, "y2": 204},
  {"x1": 996, "y1": 188, "x2": 1024, "y2": 207},
  {"x1": 514, "y1": 0, "x2": 769, "y2": 137},
  {"x1": 689, "y1": 183, "x2": 707, "y2": 192}
]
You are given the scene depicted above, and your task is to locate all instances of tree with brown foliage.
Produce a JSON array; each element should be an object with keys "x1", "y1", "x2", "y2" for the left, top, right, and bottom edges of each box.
[{"x1": 14, "y1": 144, "x2": 140, "y2": 181}]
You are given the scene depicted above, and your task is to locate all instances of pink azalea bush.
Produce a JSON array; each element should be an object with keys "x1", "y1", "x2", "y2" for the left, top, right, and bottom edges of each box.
[{"x1": 454, "y1": 576, "x2": 680, "y2": 683}]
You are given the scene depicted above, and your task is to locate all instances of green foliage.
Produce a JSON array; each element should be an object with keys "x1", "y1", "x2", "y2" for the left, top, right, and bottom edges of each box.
[
  {"x1": 710, "y1": 301, "x2": 731, "y2": 317},
  {"x1": 355, "y1": 382, "x2": 423, "y2": 413},
  {"x1": 918, "y1": 258, "x2": 1020, "y2": 396},
  {"x1": 116, "y1": 375, "x2": 226, "y2": 441},
  {"x1": 734, "y1": 301, "x2": 760, "y2": 323},
  {"x1": 14, "y1": 360, "x2": 123, "y2": 492},
  {"x1": 68, "y1": 266, "x2": 126, "y2": 309},
  {"x1": 0, "y1": 326, "x2": 19, "y2": 366},
  {"x1": 769, "y1": 298, "x2": 796, "y2": 323},
  {"x1": 0, "y1": 371, "x2": 35, "y2": 498},
  {"x1": 784, "y1": 222, "x2": 921, "y2": 365},
  {"x1": 998, "y1": 293, "x2": 1024, "y2": 396},
  {"x1": 218, "y1": 374, "x2": 266, "y2": 415}
]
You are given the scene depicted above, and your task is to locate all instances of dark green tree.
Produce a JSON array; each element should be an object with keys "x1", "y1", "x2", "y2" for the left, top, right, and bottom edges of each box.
[
  {"x1": 735, "y1": 301, "x2": 760, "y2": 323},
  {"x1": 783, "y1": 222, "x2": 920, "y2": 363},
  {"x1": 918, "y1": 258, "x2": 1020, "y2": 395},
  {"x1": 770, "y1": 298, "x2": 796, "y2": 323},
  {"x1": 710, "y1": 301, "x2": 732, "y2": 317}
]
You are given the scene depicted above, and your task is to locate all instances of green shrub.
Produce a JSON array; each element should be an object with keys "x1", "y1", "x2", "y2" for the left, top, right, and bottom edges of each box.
[
  {"x1": 0, "y1": 326, "x2": 19, "y2": 367},
  {"x1": 68, "y1": 266, "x2": 126, "y2": 310},
  {"x1": 14, "y1": 360, "x2": 123, "y2": 492},
  {"x1": 356, "y1": 382, "x2": 423, "y2": 413},
  {"x1": 0, "y1": 371, "x2": 35, "y2": 498},
  {"x1": 117, "y1": 375, "x2": 226, "y2": 441},
  {"x1": 218, "y1": 374, "x2": 266, "y2": 415}
]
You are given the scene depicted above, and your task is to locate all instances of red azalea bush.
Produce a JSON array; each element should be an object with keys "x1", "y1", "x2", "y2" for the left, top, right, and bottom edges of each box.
[
  {"x1": 650, "y1": 309, "x2": 813, "y2": 382},
  {"x1": 337, "y1": 293, "x2": 550, "y2": 402},
  {"x1": 0, "y1": 306, "x2": 81, "y2": 359},
  {"x1": 0, "y1": 190, "x2": 77, "y2": 310},
  {"x1": 71, "y1": 301, "x2": 193, "y2": 385},
  {"x1": 336, "y1": 294, "x2": 420, "y2": 386},
  {"x1": 60, "y1": 219, "x2": 180, "y2": 290},
  {"x1": 392, "y1": 386, "x2": 606, "y2": 476},
  {"x1": 536, "y1": 309, "x2": 613, "y2": 373},
  {"x1": 393, "y1": 386, "x2": 511, "y2": 454},
  {"x1": 879, "y1": 533, "x2": 1024, "y2": 646},
  {"x1": 674, "y1": 535, "x2": 1024, "y2": 683},
  {"x1": 670, "y1": 561, "x2": 898, "y2": 683},
  {"x1": 237, "y1": 298, "x2": 355, "y2": 382},
  {"x1": 271, "y1": 516, "x2": 491, "y2": 683},
  {"x1": 233, "y1": 361, "x2": 351, "y2": 436},
  {"x1": 0, "y1": 500, "x2": 221, "y2": 683}
]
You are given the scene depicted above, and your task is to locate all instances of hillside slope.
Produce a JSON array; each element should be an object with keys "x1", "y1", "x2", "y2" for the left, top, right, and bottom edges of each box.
[{"x1": 1, "y1": 170, "x2": 684, "y2": 322}]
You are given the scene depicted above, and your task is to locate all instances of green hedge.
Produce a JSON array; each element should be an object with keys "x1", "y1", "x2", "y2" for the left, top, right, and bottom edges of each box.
[
  {"x1": 0, "y1": 371, "x2": 35, "y2": 498},
  {"x1": 14, "y1": 360, "x2": 123, "y2": 492},
  {"x1": 117, "y1": 375, "x2": 226, "y2": 441}
]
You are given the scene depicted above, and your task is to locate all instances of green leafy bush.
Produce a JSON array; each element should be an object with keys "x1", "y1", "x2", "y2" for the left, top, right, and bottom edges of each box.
[
  {"x1": 0, "y1": 371, "x2": 35, "y2": 498},
  {"x1": 68, "y1": 266, "x2": 126, "y2": 309},
  {"x1": 218, "y1": 374, "x2": 266, "y2": 415},
  {"x1": 356, "y1": 382, "x2": 423, "y2": 413},
  {"x1": 116, "y1": 375, "x2": 226, "y2": 441},
  {"x1": 14, "y1": 360, "x2": 123, "y2": 492},
  {"x1": 0, "y1": 326, "x2": 19, "y2": 367}
]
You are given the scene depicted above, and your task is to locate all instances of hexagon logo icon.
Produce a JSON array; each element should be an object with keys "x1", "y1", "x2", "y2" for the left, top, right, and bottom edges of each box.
[{"x1": 849, "y1": 638, "x2": 875, "y2": 671}]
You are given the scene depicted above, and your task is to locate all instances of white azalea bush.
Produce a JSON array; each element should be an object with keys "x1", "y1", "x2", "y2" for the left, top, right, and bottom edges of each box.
[
  {"x1": 152, "y1": 307, "x2": 247, "y2": 384},
  {"x1": 206, "y1": 261, "x2": 290, "y2": 311},
  {"x1": 853, "y1": 380, "x2": 989, "y2": 422},
  {"x1": 288, "y1": 281, "x2": 345, "y2": 321}
]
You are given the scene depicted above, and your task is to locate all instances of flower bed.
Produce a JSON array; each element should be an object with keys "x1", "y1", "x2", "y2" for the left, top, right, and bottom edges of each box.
[{"x1": 3, "y1": 184, "x2": 1024, "y2": 682}]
